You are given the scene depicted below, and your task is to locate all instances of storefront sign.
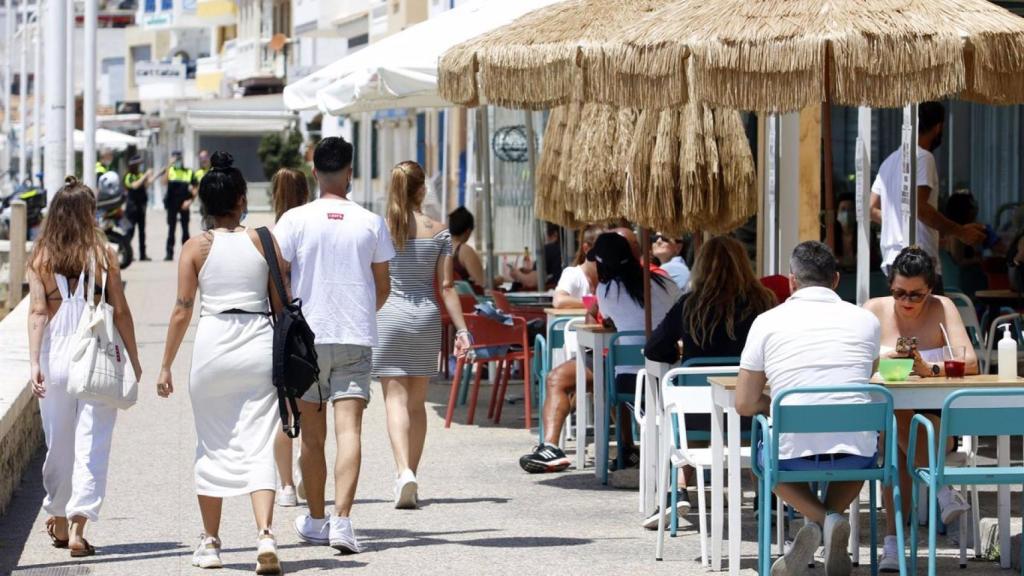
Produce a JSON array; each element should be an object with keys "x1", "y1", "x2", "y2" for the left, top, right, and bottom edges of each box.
[{"x1": 135, "y1": 61, "x2": 186, "y2": 85}]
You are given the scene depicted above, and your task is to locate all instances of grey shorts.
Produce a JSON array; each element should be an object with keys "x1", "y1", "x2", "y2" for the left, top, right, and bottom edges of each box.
[{"x1": 303, "y1": 344, "x2": 373, "y2": 405}]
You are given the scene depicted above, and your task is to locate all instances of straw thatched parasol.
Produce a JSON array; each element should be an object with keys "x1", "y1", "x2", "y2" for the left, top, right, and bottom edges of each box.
[
  {"x1": 438, "y1": 0, "x2": 677, "y2": 110},
  {"x1": 593, "y1": 0, "x2": 1024, "y2": 112},
  {"x1": 535, "y1": 102, "x2": 757, "y2": 235}
]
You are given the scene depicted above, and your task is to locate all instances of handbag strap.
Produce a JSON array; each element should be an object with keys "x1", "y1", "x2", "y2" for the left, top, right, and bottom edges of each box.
[{"x1": 256, "y1": 227, "x2": 288, "y2": 307}]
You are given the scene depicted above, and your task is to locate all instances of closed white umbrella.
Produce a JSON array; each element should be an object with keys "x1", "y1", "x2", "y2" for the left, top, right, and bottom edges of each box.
[{"x1": 283, "y1": 0, "x2": 562, "y2": 114}]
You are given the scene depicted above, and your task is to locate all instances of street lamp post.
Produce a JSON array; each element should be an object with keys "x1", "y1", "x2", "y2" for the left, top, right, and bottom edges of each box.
[
  {"x1": 2, "y1": 0, "x2": 12, "y2": 189},
  {"x1": 64, "y1": 0, "x2": 74, "y2": 179},
  {"x1": 43, "y1": 0, "x2": 67, "y2": 199},
  {"x1": 83, "y1": 0, "x2": 97, "y2": 189},
  {"x1": 32, "y1": 8, "x2": 41, "y2": 185},
  {"x1": 18, "y1": 1, "x2": 28, "y2": 184}
]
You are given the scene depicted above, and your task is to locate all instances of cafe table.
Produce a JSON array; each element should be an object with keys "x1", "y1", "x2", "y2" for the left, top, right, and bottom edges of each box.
[
  {"x1": 640, "y1": 360, "x2": 675, "y2": 516},
  {"x1": 706, "y1": 374, "x2": 1024, "y2": 574},
  {"x1": 505, "y1": 290, "x2": 554, "y2": 308},
  {"x1": 544, "y1": 308, "x2": 586, "y2": 368},
  {"x1": 574, "y1": 324, "x2": 616, "y2": 473}
]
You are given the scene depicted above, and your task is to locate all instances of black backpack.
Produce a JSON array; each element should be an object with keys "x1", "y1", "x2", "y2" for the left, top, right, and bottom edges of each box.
[{"x1": 256, "y1": 227, "x2": 320, "y2": 438}]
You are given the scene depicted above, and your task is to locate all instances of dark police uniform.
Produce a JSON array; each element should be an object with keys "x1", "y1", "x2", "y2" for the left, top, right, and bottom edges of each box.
[
  {"x1": 165, "y1": 165, "x2": 195, "y2": 260},
  {"x1": 124, "y1": 170, "x2": 148, "y2": 260}
]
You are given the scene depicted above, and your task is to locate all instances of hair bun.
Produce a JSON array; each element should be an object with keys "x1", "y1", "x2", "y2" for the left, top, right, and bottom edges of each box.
[
  {"x1": 64, "y1": 175, "x2": 79, "y2": 186},
  {"x1": 210, "y1": 151, "x2": 234, "y2": 170}
]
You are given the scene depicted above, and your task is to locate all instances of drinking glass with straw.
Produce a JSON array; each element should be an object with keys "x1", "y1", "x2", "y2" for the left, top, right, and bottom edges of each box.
[{"x1": 941, "y1": 323, "x2": 966, "y2": 378}]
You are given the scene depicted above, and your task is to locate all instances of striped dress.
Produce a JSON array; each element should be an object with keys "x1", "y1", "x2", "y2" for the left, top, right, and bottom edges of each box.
[{"x1": 373, "y1": 229, "x2": 452, "y2": 377}]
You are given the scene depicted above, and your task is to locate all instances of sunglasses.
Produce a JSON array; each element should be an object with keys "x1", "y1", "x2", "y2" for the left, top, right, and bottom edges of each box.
[
  {"x1": 891, "y1": 288, "x2": 929, "y2": 303},
  {"x1": 653, "y1": 235, "x2": 676, "y2": 244}
]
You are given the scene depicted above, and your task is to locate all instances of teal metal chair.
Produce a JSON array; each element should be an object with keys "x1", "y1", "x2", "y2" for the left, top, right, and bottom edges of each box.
[
  {"x1": 664, "y1": 357, "x2": 742, "y2": 537},
  {"x1": 532, "y1": 334, "x2": 548, "y2": 441},
  {"x1": 537, "y1": 316, "x2": 580, "y2": 444},
  {"x1": 908, "y1": 388, "x2": 1024, "y2": 576},
  {"x1": 753, "y1": 385, "x2": 907, "y2": 576},
  {"x1": 599, "y1": 331, "x2": 645, "y2": 485}
]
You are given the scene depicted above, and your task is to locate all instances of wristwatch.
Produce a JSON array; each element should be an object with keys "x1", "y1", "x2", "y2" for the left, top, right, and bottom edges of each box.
[{"x1": 931, "y1": 363, "x2": 941, "y2": 376}]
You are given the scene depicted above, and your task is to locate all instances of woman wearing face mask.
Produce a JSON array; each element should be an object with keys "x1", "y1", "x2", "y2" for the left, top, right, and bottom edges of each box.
[
  {"x1": 833, "y1": 192, "x2": 857, "y2": 272},
  {"x1": 863, "y1": 246, "x2": 977, "y2": 571}
]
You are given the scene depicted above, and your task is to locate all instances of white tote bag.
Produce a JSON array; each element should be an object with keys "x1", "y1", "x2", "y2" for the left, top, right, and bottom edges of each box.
[{"x1": 67, "y1": 258, "x2": 138, "y2": 410}]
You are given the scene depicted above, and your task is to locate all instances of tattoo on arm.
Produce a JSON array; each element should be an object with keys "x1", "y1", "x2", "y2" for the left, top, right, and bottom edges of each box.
[{"x1": 175, "y1": 297, "x2": 194, "y2": 308}]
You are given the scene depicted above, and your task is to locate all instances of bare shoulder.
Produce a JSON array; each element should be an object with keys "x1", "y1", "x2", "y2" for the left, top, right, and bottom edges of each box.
[{"x1": 863, "y1": 297, "x2": 888, "y2": 314}]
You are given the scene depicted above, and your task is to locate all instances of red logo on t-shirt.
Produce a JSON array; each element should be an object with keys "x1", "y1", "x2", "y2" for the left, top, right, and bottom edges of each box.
[{"x1": 327, "y1": 213, "x2": 345, "y2": 221}]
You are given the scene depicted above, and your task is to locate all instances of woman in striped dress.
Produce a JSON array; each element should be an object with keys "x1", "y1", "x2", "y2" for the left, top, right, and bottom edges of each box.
[{"x1": 374, "y1": 161, "x2": 471, "y2": 509}]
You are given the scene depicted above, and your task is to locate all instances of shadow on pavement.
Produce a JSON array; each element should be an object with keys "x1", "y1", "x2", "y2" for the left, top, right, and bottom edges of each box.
[
  {"x1": 221, "y1": 558, "x2": 369, "y2": 572},
  {"x1": 0, "y1": 449, "x2": 46, "y2": 575},
  {"x1": 535, "y1": 473, "x2": 618, "y2": 492},
  {"x1": 418, "y1": 496, "x2": 509, "y2": 507}
]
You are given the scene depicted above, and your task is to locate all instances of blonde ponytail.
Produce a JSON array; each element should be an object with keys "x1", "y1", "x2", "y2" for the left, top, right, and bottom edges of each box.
[{"x1": 386, "y1": 161, "x2": 425, "y2": 250}]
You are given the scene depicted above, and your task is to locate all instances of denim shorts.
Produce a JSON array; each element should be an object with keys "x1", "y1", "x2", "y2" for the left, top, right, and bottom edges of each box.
[
  {"x1": 758, "y1": 444, "x2": 878, "y2": 471},
  {"x1": 303, "y1": 344, "x2": 373, "y2": 405}
]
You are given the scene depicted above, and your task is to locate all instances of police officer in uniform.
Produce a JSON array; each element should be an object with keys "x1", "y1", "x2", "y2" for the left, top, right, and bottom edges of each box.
[
  {"x1": 160, "y1": 150, "x2": 197, "y2": 261},
  {"x1": 195, "y1": 149, "x2": 211, "y2": 183},
  {"x1": 95, "y1": 148, "x2": 115, "y2": 177},
  {"x1": 124, "y1": 155, "x2": 154, "y2": 261}
]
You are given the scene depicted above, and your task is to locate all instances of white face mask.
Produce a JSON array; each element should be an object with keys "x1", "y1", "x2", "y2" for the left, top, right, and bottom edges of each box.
[{"x1": 838, "y1": 211, "x2": 854, "y2": 228}]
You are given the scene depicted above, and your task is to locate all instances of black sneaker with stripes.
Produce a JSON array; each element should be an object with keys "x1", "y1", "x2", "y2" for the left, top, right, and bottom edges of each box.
[{"x1": 519, "y1": 443, "x2": 571, "y2": 474}]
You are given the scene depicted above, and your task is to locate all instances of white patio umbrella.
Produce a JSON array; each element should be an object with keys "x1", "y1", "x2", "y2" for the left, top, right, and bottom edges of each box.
[
  {"x1": 282, "y1": 0, "x2": 562, "y2": 114},
  {"x1": 73, "y1": 129, "x2": 143, "y2": 152}
]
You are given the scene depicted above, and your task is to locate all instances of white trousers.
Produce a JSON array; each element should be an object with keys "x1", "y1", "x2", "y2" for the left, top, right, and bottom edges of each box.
[{"x1": 39, "y1": 349, "x2": 118, "y2": 522}]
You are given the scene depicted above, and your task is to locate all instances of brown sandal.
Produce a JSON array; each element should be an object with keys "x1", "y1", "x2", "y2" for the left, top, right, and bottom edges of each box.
[
  {"x1": 69, "y1": 538, "x2": 95, "y2": 557},
  {"x1": 45, "y1": 518, "x2": 69, "y2": 549}
]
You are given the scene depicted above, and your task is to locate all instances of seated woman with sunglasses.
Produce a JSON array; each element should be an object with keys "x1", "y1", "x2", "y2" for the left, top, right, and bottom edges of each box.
[{"x1": 863, "y1": 245, "x2": 978, "y2": 571}]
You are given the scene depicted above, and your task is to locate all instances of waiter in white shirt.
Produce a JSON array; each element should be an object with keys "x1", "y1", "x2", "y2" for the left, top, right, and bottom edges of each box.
[{"x1": 869, "y1": 101, "x2": 985, "y2": 294}]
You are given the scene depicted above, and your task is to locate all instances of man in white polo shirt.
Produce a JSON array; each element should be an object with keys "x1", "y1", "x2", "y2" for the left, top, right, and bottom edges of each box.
[
  {"x1": 737, "y1": 241, "x2": 881, "y2": 576},
  {"x1": 870, "y1": 101, "x2": 985, "y2": 293},
  {"x1": 274, "y1": 136, "x2": 395, "y2": 555}
]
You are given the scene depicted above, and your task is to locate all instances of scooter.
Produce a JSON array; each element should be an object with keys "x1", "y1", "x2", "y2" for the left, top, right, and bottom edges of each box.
[
  {"x1": 0, "y1": 180, "x2": 46, "y2": 240},
  {"x1": 96, "y1": 171, "x2": 134, "y2": 270}
]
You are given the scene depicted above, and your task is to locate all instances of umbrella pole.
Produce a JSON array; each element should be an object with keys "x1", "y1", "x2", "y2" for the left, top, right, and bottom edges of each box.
[
  {"x1": 823, "y1": 48, "x2": 836, "y2": 252},
  {"x1": 641, "y1": 228, "x2": 652, "y2": 338}
]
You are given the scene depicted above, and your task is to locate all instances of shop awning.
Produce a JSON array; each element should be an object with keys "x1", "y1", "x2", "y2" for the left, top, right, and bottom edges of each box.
[{"x1": 282, "y1": 0, "x2": 561, "y2": 115}]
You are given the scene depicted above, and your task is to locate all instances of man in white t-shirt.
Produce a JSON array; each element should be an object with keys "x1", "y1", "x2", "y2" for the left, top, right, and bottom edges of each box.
[
  {"x1": 870, "y1": 101, "x2": 985, "y2": 292},
  {"x1": 274, "y1": 136, "x2": 395, "y2": 555},
  {"x1": 738, "y1": 242, "x2": 881, "y2": 576}
]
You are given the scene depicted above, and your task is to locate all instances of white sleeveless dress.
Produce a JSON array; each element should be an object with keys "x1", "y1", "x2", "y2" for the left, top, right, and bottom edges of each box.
[{"x1": 189, "y1": 230, "x2": 278, "y2": 497}]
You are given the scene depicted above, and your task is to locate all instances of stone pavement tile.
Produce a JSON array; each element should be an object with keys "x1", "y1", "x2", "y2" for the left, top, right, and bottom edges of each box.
[{"x1": 0, "y1": 210, "x2": 1017, "y2": 575}]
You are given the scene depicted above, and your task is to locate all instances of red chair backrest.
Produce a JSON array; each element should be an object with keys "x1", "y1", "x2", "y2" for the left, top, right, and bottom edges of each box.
[
  {"x1": 490, "y1": 290, "x2": 512, "y2": 313},
  {"x1": 463, "y1": 314, "x2": 528, "y2": 349},
  {"x1": 760, "y1": 275, "x2": 791, "y2": 305}
]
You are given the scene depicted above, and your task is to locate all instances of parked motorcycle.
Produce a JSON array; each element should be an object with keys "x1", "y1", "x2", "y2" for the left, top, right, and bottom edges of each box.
[
  {"x1": 96, "y1": 171, "x2": 134, "y2": 270},
  {"x1": 0, "y1": 180, "x2": 47, "y2": 240}
]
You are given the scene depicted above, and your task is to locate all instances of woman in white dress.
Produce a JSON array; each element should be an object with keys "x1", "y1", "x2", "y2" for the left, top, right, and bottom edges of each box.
[
  {"x1": 157, "y1": 152, "x2": 288, "y2": 575},
  {"x1": 27, "y1": 176, "x2": 142, "y2": 557}
]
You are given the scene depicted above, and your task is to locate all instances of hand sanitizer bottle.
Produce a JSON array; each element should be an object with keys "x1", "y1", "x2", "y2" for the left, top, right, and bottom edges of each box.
[{"x1": 998, "y1": 324, "x2": 1018, "y2": 381}]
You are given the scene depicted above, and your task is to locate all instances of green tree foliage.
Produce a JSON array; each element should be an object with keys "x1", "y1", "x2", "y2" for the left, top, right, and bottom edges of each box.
[{"x1": 257, "y1": 129, "x2": 304, "y2": 181}]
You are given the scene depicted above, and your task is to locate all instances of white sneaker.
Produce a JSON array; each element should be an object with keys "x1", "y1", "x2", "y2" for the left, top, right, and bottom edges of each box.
[
  {"x1": 938, "y1": 487, "x2": 970, "y2": 525},
  {"x1": 329, "y1": 516, "x2": 361, "y2": 554},
  {"x1": 878, "y1": 536, "x2": 902, "y2": 573},
  {"x1": 292, "y1": 513, "x2": 329, "y2": 545},
  {"x1": 255, "y1": 530, "x2": 282, "y2": 575},
  {"x1": 191, "y1": 534, "x2": 223, "y2": 569},
  {"x1": 642, "y1": 497, "x2": 691, "y2": 530},
  {"x1": 395, "y1": 469, "x2": 418, "y2": 509},
  {"x1": 276, "y1": 486, "x2": 298, "y2": 507},
  {"x1": 771, "y1": 521, "x2": 821, "y2": 576},
  {"x1": 823, "y1": 513, "x2": 852, "y2": 576}
]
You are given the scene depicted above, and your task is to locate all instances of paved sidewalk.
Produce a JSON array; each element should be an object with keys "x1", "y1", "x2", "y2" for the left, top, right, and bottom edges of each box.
[{"x1": 0, "y1": 211, "x2": 1017, "y2": 575}]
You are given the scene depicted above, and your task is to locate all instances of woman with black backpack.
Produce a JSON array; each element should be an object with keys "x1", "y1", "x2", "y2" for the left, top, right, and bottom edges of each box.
[{"x1": 156, "y1": 152, "x2": 287, "y2": 575}]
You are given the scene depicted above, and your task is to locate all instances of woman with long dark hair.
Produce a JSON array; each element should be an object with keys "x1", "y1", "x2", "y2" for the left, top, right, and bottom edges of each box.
[
  {"x1": 374, "y1": 161, "x2": 470, "y2": 508},
  {"x1": 519, "y1": 231, "x2": 680, "y2": 474},
  {"x1": 156, "y1": 152, "x2": 288, "y2": 574},
  {"x1": 28, "y1": 176, "x2": 143, "y2": 557}
]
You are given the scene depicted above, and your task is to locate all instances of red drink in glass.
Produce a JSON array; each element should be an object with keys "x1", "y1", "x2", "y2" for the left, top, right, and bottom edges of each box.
[{"x1": 944, "y1": 360, "x2": 966, "y2": 378}]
